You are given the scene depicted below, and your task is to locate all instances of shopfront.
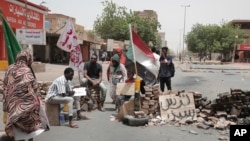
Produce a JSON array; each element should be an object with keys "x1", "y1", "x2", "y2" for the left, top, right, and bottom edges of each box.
[
  {"x1": 237, "y1": 44, "x2": 250, "y2": 62},
  {"x1": 0, "y1": 0, "x2": 48, "y2": 70}
]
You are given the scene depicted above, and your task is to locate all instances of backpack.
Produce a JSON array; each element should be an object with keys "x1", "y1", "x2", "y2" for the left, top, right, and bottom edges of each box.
[{"x1": 169, "y1": 62, "x2": 175, "y2": 77}]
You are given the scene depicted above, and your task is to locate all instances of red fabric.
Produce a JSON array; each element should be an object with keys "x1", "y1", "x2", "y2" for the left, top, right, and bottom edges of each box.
[
  {"x1": 119, "y1": 54, "x2": 126, "y2": 65},
  {"x1": 114, "y1": 47, "x2": 122, "y2": 53},
  {"x1": 132, "y1": 29, "x2": 155, "y2": 60},
  {"x1": 125, "y1": 78, "x2": 135, "y2": 83}
]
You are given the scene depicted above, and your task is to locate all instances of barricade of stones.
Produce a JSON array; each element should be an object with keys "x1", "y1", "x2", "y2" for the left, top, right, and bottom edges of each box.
[
  {"x1": 36, "y1": 81, "x2": 101, "y2": 111},
  {"x1": 211, "y1": 88, "x2": 250, "y2": 123},
  {"x1": 190, "y1": 88, "x2": 250, "y2": 130},
  {"x1": 140, "y1": 84, "x2": 161, "y2": 116},
  {"x1": 147, "y1": 89, "x2": 250, "y2": 130},
  {"x1": 80, "y1": 87, "x2": 101, "y2": 111},
  {"x1": 37, "y1": 81, "x2": 52, "y2": 100},
  {"x1": 0, "y1": 81, "x2": 52, "y2": 99},
  {"x1": 2, "y1": 80, "x2": 250, "y2": 129}
]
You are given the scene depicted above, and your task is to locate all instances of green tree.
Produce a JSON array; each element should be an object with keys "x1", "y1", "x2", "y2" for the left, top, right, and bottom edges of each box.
[
  {"x1": 93, "y1": 0, "x2": 129, "y2": 40},
  {"x1": 186, "y1": 22, "x2": 245, "y2": 59},
  {"x1": 213, "y1": 22, "x2": 244, "y2": 59},
  {"x1": 186, "y1": 24, "x2": 208, "y2": 56},
  {"x1": 94, "y1": 0, "x2": 161, "y2": 46}
]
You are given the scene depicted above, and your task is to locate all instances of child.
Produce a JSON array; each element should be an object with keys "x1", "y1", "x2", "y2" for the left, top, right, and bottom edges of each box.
[{"x1": 116, "y1": 70, "x2": 135, "y2": 111}]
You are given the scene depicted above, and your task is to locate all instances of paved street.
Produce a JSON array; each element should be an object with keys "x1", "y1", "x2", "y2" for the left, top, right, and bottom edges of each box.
[
  {"x1": 175, "y1": 62, "x2": 250, "y2": 100},
  {"x1": 0, "y1": 61, "x2": 250, "y2": 141}
]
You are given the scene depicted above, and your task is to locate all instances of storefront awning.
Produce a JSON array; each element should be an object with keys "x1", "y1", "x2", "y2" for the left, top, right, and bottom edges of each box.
[{"x1": 237, "y1": 44, "x2": 250, "y2": 51}]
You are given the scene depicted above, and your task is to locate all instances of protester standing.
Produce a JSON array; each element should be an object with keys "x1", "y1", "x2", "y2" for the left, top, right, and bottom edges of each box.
[
  {"x1": 3, "y1": 50, "x2": 49, "y2": 141},
  {"x1": 107, "y1": 54, "x2": 127, "y2": 105},
  {"x1": 158, "y1": 47, "x2": 175, "y2": 92}
]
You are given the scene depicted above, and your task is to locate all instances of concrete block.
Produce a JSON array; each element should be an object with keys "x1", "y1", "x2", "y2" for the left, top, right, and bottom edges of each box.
[
  {"x1": 31, "y1": 62, "x2": 46, "y2": 73},
  {"x1": 45, "y1": 102, "x2": 60, "y2": 126}
]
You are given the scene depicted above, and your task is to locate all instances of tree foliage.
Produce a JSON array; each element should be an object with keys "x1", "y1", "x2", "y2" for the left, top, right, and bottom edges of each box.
[
  {"x1": 186, "y1": 22, "x2": 245, "y2": 58},
  {"x1": 94, "y1": 0, "x2": 161, "y2": 47}
]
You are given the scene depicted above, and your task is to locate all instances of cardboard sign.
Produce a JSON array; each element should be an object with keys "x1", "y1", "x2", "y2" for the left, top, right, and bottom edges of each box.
[
  {"x1": 116, "y1": 83, "x2": 135, "y2": 96},
  {"x1": 159, "y1": 93, "x2": 197, "y2": 122},
  {"x1": 73, "y1": 87, "x2": 87, "y2": 96}
]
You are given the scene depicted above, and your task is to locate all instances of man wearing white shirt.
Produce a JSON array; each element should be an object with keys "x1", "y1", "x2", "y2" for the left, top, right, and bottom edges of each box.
[
  {"x1": 151, "y1": 47, "x2": 160, "y2": 70},
  {"x1": 45, "y1": 67, "x2": 89, "y2": 128}
]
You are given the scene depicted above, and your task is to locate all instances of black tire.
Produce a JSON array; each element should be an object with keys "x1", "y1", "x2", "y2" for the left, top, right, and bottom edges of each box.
[{"x1": 122, "y1": 115, "x2": 149, "y2": 126}]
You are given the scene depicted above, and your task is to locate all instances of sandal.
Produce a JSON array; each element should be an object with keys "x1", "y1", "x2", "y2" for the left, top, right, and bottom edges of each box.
[
  {"x1": 69, "y1": 122, "x2": 79, "y2": 128},
  {"x1": 77, "y1": 115, "x2": 91, "y2": 120}
]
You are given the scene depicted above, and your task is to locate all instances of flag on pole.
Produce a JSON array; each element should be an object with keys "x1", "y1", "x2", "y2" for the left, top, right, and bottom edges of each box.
[
  {"x1": 57, "y1": 20, "x2": 84, "y2": 71},
  {"x1": 126, "y1": 26, "x2": 158, "y2": 85},
  {"x1": 0, "y1": 13, "x2": 22, "y2": 65}
]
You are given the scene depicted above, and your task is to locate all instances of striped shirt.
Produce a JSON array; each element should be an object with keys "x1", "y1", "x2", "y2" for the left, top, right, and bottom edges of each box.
[{"x1": 45, "y1": 75, "x2": 71, "y2": 101}]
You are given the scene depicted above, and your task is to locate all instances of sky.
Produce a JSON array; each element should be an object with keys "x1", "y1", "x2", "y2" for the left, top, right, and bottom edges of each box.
[{"x1": 30, "y1": 0, "x2": 250, "y2": 53}]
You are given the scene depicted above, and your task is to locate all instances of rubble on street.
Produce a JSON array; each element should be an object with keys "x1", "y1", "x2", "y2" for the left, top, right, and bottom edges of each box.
[{"x1": 1, "y1": 80, "x2": 250, "y2": 131}]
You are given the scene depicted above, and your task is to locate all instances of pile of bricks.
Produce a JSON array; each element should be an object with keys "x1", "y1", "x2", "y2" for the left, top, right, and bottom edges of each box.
[
  {"x1": 36, "y1": 81, "x2": 101, "y2": 111},
  {"x1": 176, "y1": 89, "x2": 250, "y2": 129},
  {"x1": 80, "y1": 87, "x2": 101, "y2": 111},
  {"x1": 211, "y1": 88, "x2": 250, "y2": 119},
  {"x1": 140, "y1": 84, "x2": 161, "y2": 116},
  {"x1": 37, "y1": 81, "x2": 52, "y2": 99},
  {"x1": 184, "y1": 88, "x2": 250, "y2": 128}
]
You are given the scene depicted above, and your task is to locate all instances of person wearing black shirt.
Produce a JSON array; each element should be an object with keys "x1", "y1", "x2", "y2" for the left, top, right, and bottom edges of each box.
[
  {"x1": 82, "y1": 54, "x2": 107, "y2": 112},
  {"x1": 158, "y1": 47, "x2": 175, "y2": 91}
]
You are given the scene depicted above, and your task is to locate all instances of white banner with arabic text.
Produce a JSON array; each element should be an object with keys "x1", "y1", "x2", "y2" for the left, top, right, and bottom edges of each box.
[{"x1": 57, "y1": 20, "x2": 84, "y2": 71}]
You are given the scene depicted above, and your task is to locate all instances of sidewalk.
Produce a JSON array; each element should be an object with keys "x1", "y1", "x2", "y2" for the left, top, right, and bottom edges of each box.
[
  {"x1": 176, "y1": 60, "x2": 250, "y2": 72},
  {"x1": 0, "y1": 62, "x2": 111, "y2": 82},
  {"x1": 1, "y1": 61, "x2": 249, "y2": 80}
]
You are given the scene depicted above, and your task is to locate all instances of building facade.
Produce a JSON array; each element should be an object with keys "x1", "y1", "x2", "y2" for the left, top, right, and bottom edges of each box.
[
  {"x1": 35, "y1": 13, "x2": 104, "y2": 63},
  {"x1": 231, "y1": 20, "x2": 250, "y2": 62},
  {"x1": 34, "y1": 13, "x2": 77, "y2": 63},
  {"x1": 135, "y1": 10, "x2": 167, "y2": 48},
  {"x1": 135, "y1": 10, "x2": 158, "y2": 22},
  {"x1": 158, "y1": 32, "x2": 167, "y2": 47},
  {"x1": 0, "y1": 0, "x2": 48, "y2": 70}
]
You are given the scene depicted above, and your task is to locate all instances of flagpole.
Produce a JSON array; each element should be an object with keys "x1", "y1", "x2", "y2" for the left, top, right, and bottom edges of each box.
[
  {"x1": 129, "y1": 24, "x2": 138, "y2": 76},
  {"x1": 129, "y1": 24, "x2": 141, "y2": 111}
]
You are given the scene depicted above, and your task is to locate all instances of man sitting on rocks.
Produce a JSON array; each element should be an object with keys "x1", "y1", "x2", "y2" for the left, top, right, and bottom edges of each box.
[
  {"x1": 45, "y1": 67, "x2": 90, "y2": 128},
  {"x1": 81, "y1": 54, "x2": 107, "y2": 112}
]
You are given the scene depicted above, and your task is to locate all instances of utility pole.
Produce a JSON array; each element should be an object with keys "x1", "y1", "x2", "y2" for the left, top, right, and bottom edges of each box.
[
  {"x1": 232, "y1": 35, "x2": 238, "y2": 63},
  {"x1": 181, "y1": 5, "x2": 190, "y2": 63},
  {"x1": 179, "y1": 29, "x2": 182, "y2": 61}
]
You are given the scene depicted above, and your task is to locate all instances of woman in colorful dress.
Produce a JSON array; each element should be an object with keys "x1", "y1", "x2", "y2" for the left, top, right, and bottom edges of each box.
[{"x1": 2, "y1": 50, "x2": 49, "y2": 141}]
